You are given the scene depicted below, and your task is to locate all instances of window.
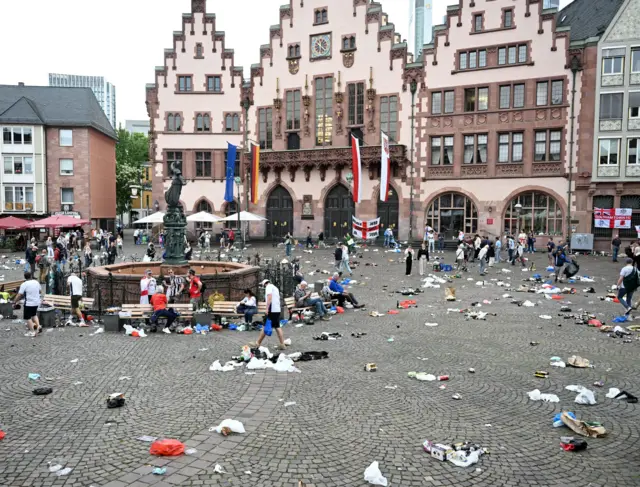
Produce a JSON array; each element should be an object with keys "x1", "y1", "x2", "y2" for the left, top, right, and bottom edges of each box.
[
  {"x1": 196, "y1": 113, "x2": 210, "y2": 132},
  {"x1": 551, "y1": 80, "x2": 564, "y2": 105},
  {"x1": 474, "y1": 14, "x2": 483, "y2": 32},
  {"x1": 348, "y1": 82, "x2": 365, "y2": 126},
  {"x1": 314, "y1": 8, "x2": 327, "y2": 24},
  {"x1": 599, "y1": 138, "x2": 620, "y2": 165},
  {"x1": 178, "y1": 76, "x2": 192, "y2": 92},
  {"x1": 167, "y1": 113, "x2": 182, "y2": 131},
  {"x1": 287, "y1": 132, "x2": 300, "y2": 150},
  {"x1": 380, "y1": 95, "x2": 398, "y2": 142},
  {"x1": 628, "y1": 138, "x2": 639, "y2": 165},
  {"x1": 534, "y1": 130, "x2": 562, "y2": 161},
  {"x1": 499, "y1": 85, "x2": 511, "y2": 109},
  {"x1": 167, "y1": 151, "x2": 183, "y2": 175},
  {"x1": 3, "y1": 156, "x2": 33, "y2": 175},
  {"x1": 444, "y1": 91, "x2": 455, "y2": 113},
  {"x1": 430, "y1": 136, "x2": 454, "y2": 165},
  {"x1": 498, "y1": 132, "x2": 523, "y2": 163},
  {"x1": 61, "y1": 188, "x2": 74, "y2": 204},
  {"x1": 514, "y1": 84, "x2": 525, "y2": 108},
  {"x1": 505, "y1": 192, "x2": 563, "y2": 235},
  {"x1": 518, "y1": 45, "x2": 527, "y2": 63},
  {"x1": 464, "y1": 87, "x2": 487, "y2": 112},
  {"x1": 207, "y1": 76, "x2": 221, "y2": 92},
  {"x1": 288, "y1": 44, "x2": 301, "y2": 58},
  {"x1": 259, "y1": 108, "x2": 273, "y2": 150},
  {"x1": 498, "y1": 48, "x2": 506, "y2": 65},
  {"x1": 603, "y1": 56, "x2": 624, "y2": 75},
  {"x1": 223, "y1": 150, "x2": 242, "y2": 178},
  {"x1": 195, "y1": 151, "x2": 212, "y2": 177},
  {"x1": 459, "y1": 50, "x2": 485, "y2": 70},
  {"x1": 536, "y1": 81, "x2": 548, "y2": 106},
  {"x1": 60, "y1": 129, "x2": 73, "y2": 146},
  {"x1": 60, "y1": 159, "x2": 73, "y2": 175},
  {"x1": 3, "y1": 127, "x2": 33, "y2": 145},
  {"x1": 463, "y1": 134, "x2": 487, "y2": 164},
  {"x1": 629, "y1": 92, "x2": 640, "y2": 119},
  {"x1": 504, "y1": 9, "x2": 513, "y2": 28},
  {"x1": 4, "y1": 186, "x2": 34, "y2": 211},
  {"x1": 316, "y1": 76, "x2": 333, "y2": 146},
  {"x1": 632, "y1": 49, "x2": 640, "y2": 73},
  {"x1": 225, "y1": 114, "x2": 240, "y2": 132},
  {"x1": 508, "y1": 46, "x2": 516, "y2": 64},
  {"x1": 498, "y1": 44, "x2": 527, "y2": 65},
  {"x1": 196, "y1": 43, "x2": 203, "y2": 57},
  {"x1": 600, "y1": 93, "x2": 624, "y2": 120},
  {"x1": 431, "y1": 92, "x2": 442, "y2": 115},
  {"x1": 286, "y1": 90, "x2": 301, "y2": 130},
  {"x1": 342, "y1": 36, "x2": 356, "y2": 50}
]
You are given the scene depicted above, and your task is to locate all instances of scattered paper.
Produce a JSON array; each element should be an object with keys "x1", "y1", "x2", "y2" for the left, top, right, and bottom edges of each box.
[
  {"x1": 284, "y1": 401, "x2": 296, "y2": 407},
  {"x1": 70, "y1": 359, "x2": 79, "y2": 363},
  {"x1": 213, "y1": 464, "x2": 226, "y2": 474}
]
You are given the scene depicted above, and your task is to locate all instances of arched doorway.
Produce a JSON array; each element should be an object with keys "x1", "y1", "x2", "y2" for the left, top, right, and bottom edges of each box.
[
  {"x1": 266, "y1": 186, "x2": 294, "y2": 240},
  {"x1": 504, "y1": 191, "x2": 563, "y2": 236},
  {"x1": 377, "y1": 187, "x2": 399, "y2": 239},
  {"x1": 324, "y1": 185, "x2": 354, "y2": 240},
  {"x1": 194, "y1": 200, "x2": 213, "y2": 232},
  {"x1": 425, "y1": 192, "x2": 478, "y2": 239}
]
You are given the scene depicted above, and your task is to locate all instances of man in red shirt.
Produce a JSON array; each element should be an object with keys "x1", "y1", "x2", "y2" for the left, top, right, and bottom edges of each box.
[
  {"x1": 227, "y1": 229, "x2": 235, "y2": 249},
  {"x1": 149, "y1": 285, "x2": 178, "y2": 334},
  {"x1": 186, "y1": 268, "x2": 203, "y2": 310}
]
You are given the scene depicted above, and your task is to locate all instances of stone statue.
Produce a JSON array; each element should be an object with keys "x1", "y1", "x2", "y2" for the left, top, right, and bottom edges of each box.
[
  {"x1": 165, "y1": 161, "x2": 186, "y2": 207},
  {"x1": 163, "y1": 161, "x2": 187, "y2": 265}
]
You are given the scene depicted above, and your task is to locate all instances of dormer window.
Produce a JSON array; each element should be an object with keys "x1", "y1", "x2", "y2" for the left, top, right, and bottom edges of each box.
[
  {"x1": 314, "y1": 8, "x2": 328, "y2": 25},
  {"x1": 342, "y1": 36, "x2": 356, "y2": 51},
  {"x1": 196, "y1": 43, "x2": 203, "y2": 58},
  {"x1": 288, "y1": 43, "x2": 301, "y2": 58}
]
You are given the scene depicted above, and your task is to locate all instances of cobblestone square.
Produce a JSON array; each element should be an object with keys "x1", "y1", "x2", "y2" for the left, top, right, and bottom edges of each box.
[{"x1": 1, "y1": 242, "x2": 639, "y2": 486}]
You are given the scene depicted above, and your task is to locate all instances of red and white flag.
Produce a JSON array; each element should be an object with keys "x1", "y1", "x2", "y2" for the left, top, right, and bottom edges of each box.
[
  {"x1": 351, "y1": 135, "x2": 362, "y2": 203},
  {"x1": 380, "y1": 131, "x2": 390, "y2": 202},
  {"x1": 352, "y1": 216, "x2": 380, "y2": 240}
]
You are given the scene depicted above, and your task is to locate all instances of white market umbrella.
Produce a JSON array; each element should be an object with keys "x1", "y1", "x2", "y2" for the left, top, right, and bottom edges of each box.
[
  {"x1": 187, "y1": 211, "x2": 223, "y2": 223},
  {"x1": 133, "y1": 212, "x2": 165, "y2": 225},
  {"x1": 220, "y1": 211, "x2": 268, "y2": 222}
]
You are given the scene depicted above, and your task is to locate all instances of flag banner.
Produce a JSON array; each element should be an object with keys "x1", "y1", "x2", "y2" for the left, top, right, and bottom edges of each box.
[
  {"x1": 224, "y1": 143, "x2": 236, "y2": 203},
  {"x1": 250, "y1": 144, "x2": 260, "y2": 204},
  {"x1": 351, "y1": 135, "x2": 362, "y2": 203},
  {"x1": 380, "y1": 131, "x2": 390, "y2": 202},
  {"x1": 352, "y1": 215, "x2": 380, "y2": 239},
  {"x1": 594, "y1": 208, "x2": 632, "y2": 229}
]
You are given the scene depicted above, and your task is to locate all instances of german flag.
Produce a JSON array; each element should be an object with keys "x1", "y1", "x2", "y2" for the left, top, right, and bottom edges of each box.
[{"x1": 250, "y1": 143, "x2": 259, "y2": 204}]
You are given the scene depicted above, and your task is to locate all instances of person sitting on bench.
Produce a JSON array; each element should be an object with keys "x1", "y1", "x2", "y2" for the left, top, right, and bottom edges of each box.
[
  {"x1": 150, "y1": 285, "x2": 178, "y2": 334},
  {"x1": 236, "y1": 289, "x2": 258, "y2": 324},
  {"x1": 328, "y1": 273, "x2": 364, "y2": 308},
  {"x1": 294, "y1": 281, "x2": 330, "y2": 321}
]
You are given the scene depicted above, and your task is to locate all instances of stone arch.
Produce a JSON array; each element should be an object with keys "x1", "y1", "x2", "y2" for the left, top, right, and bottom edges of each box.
[
  {"x1": 423, "y1": 189, "x2": 481, "y2": 239},
  {"x1": 257, "y1": 178, "x2": 299, "y2": 209},
  {"x1": 265, "y1": 185, "x2": 294, "y2": 239},
  {"x1": 192, "y1": 197, "x2": 214, "y2": 214},
  {"x1": 501, "y1": 186, "x2": 567, "y2": 236},
  {"x1": 323, "y1": 183, "x2": 354, "y2": 239}
]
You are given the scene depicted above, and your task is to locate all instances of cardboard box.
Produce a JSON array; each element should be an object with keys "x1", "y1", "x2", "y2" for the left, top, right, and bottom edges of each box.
[{"x1": 430, "y1": 444, "x2": 454, "y2": 462}]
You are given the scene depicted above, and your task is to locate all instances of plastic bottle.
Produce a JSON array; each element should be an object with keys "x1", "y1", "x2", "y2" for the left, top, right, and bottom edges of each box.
[{"x1": 437, "y1": 375, "x2": 449, "y2": 381}]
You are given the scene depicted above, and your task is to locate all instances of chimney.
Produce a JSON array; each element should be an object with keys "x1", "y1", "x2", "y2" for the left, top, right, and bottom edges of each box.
[
  {"x1": 18, "y1": 82, "x2": 24, "y2": 86},
  {"x1": 191, "y1": 0, "x2": 205, "y2": 13}
]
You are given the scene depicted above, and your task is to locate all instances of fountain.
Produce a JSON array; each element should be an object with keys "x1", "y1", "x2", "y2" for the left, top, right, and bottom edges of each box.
[{"x1": 86, "y1": 162, "x2": 260, "y2": 307}]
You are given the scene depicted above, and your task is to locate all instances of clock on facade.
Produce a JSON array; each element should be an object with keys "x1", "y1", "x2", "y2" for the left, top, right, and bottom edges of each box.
[{"x1": 310, "y1": 34, "x2": 331, "y2": 60}]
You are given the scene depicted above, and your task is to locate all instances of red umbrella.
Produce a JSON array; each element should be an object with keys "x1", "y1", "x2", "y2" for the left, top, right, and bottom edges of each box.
[
  {"x1": 26, "y1": 215, "x2": 90, "y2": 229},
  {"x1": 0, "y1": 216, "x2": 30, "y2": 230}
]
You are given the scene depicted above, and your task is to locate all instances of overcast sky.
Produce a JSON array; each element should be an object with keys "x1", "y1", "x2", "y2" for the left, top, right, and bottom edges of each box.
[{"x1": 0, "y1": 0, "x2": 573, "y2": 126}]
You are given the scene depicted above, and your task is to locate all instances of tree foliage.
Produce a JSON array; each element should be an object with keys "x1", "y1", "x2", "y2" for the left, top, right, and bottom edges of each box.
[{"x1": 115, "y1": 127, "x2": 148, "y2": 216}]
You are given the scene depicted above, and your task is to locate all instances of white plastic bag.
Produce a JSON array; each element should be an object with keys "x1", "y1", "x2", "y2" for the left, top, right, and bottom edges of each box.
[
  {"x1": 209, "y1": 360, "x2": 236, "y2": 372},
  {"x1": 448, "y1": 450, "x2": 481, "y2": 467},
  {"x1": 273, "y1": 354, "x2": 301, "y2": 373},
  {"x1": 364, "y1": 461, "x2": 388, "y2": 486},
  {"x1": 606, "y1": 387, "x2": 621, "y2": 398},
  {"x1": 211, "y1": 419, "x2": 246, "y2": 434},
  {"x1": 575, "y1": 388, "x2": 596, "y2": 405},
  {"x1": 415, "y1": 373, "x2": 436, "y2": 381},
  {"x1": 527, "y1": 389, "x2": 559, "y2": 403}
]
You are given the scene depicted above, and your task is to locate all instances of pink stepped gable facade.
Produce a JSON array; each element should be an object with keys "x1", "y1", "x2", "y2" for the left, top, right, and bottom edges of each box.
[{"x1": 147, "y1": 0, "x2": 590, "y2": 243}]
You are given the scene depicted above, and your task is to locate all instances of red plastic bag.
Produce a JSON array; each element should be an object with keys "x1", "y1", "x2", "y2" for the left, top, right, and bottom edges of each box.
[
  {"x1": 183, "y1": 328, "x2": 193, "y2": 335},
  {"x1": 150, "y1": 439, "x2": 185, "y2": 456},
  {"x1": 335, "y1": 306, "x2": 344, "y2": 314},
  {"x1": 211, "y1": 324, "x2": 222, "y2": 332},
  {"x1": 131, "y1": 330, "x2": 140, "y2": 337},
  {"x1": 588, "y1": 319, "x2": 603, "y2": 327},
  {"x1": 399, "y1": 300, "x2": 416, "y2": 308},
  {"x1": 551, "y1": 295, "x2": 563, "y2": 301},
  {"x1": 0, "y1": 430, "x2": 5, "y2": 440},
  {"x1": 388, "y1": 310, "x2": 400, "y2": 315}
]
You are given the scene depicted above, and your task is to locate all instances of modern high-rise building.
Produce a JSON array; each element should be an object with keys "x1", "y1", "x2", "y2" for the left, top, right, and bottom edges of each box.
[
  {"x1": 48, "y1": 73, "x2": 116, "y2": 128},
  {"x1": 544, "y1": 0, "x2": 560, "y2": 8},
  {"x1": 409, "y1": 0, "x2": 434, "y2": 60}
]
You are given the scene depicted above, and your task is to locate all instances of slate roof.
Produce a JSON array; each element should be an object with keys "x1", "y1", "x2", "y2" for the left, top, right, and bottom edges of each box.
[
  {"x1": 556, "y1": 0, "x2": 626, "y2": 42},
  {"x1": 0, "y1": 85, "x2": 117, "y2": 139}
]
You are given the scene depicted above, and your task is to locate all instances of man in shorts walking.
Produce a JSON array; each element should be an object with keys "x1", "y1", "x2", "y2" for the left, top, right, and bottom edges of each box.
[
  {"x1": 14, "y1": 272, "x2": 42, "y2": 337},
  {"x1": 67, "y1": 271, "x2": 87, "y2": 327},
  {"x1": 250, "y1": 279, "x2": 287, "y2": 350}
]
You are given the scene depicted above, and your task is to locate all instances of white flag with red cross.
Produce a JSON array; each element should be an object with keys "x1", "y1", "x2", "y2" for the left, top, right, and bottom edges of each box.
[{"x1": 352, "y1": 216, "x2": 380, "y2": 239}]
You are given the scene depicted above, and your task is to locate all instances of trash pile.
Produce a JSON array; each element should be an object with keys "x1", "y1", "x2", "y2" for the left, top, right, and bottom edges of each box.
[{"x1": 423, "y1": 440, "x2": 487, "y2": 467}]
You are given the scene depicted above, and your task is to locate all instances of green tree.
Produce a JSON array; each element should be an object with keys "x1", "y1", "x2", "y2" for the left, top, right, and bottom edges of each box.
[{"x1": 115, "y1": 127, "x2": 148, "y2": 217}]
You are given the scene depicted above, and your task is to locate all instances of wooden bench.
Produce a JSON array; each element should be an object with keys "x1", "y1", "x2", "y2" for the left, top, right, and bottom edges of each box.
[
  {"x1": 211, "y1": 301, "x2": 268, "y2": 321},
  {"x1": 120, "y1": 303, "x2": 194, "y2": 322},
  {"x1": 43, "y1": 294, "x2": 95, "y2": 312},
  {"x1": 0, "y1": 280, "x2": 25, "y2": 294},
  {"x1": 285, "y1": 295, "x2": 333, "y2": 317}
]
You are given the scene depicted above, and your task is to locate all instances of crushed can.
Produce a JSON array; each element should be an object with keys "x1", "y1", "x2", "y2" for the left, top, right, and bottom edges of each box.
[
  {"x1": 437, "y1": 375, "x2": 449, "y2": 381},
  {"x1": 364, "y1": 363, "x2": 378, "y2": 372}
]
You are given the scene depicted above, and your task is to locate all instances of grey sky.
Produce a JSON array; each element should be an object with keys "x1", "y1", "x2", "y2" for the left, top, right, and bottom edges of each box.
[{"x1": 0, "y1": 0, "x2": 573, "y2": 126}]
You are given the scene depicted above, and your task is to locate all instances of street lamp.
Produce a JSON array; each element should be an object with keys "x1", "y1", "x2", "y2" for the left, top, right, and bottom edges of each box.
[
  {"x1": 515, "y1": 203, "x2": 523, "y2": 242},
  {"x1": 234, "y1": 176, "x2": 242, "y2": 247},
  {"x1": 409, "y1": 79, "x2": 418, "y2": 242},
  {"x1": 345, "y1": 171, "x2": 353, "y2": 235}
]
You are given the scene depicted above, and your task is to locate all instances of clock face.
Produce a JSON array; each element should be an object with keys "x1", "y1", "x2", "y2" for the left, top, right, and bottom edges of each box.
[{"x1": 311, "y1": 34, "x2": 331, "y2": 59}]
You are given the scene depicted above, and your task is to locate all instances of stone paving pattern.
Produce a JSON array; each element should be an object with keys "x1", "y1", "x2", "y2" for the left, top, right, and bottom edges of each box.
[{"x1": 1, "y1": 238, "x2": 640, "y2": 486}]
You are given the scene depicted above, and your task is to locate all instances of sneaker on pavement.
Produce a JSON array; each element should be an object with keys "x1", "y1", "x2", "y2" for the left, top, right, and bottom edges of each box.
[
  {"x1": 277, "y1": 344, "x2": 288, "y2": 350},
  {"x1": 321, "y1": 316, "x2": 331, "y2": 321},
  {"x1": 79, "y1": 322, "x2": 89, "y2": 327},
  {"x1": 162, "y1": 328, "x2": 171, "y2": 334},
  {"x1": 24, "y1": 331, "x2": 36, "y2": 337}
]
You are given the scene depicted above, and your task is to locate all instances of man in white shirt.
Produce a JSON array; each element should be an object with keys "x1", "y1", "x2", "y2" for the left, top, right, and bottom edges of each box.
[
  {"x1": 617, "y1": 258, "x2": 638, "y2": 315},
  {"x1": 133, "y1": 228, "x2": 139, "y2": 245},
  {"x1": 250, "y1": 279, "x2": 287, "y2": 350},
  {"x1": 427, "y1": 229, "x2": 435, "y2": 254},
  {"x1": 67, "y1": 272, "x2": 87, "y2": 327},
  {"x1": 14, "y1": 272, "x2": 42, "y2": 337}
]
